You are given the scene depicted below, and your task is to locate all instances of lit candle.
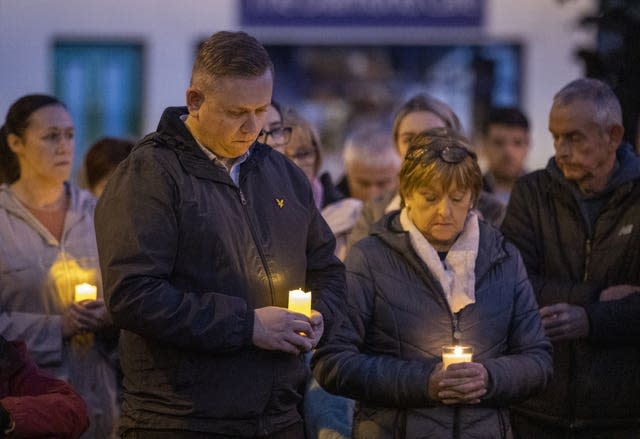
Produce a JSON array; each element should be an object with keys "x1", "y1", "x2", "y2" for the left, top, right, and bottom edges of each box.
[
  {"x1": 74, "y1": 283, "x2": 97, "y2": 302},
  {"x1": 442, "y1": 345, "x2": 473, "y2": 369},
  {"x1": 288, "y1": 289, "x2": 312, "y2": 317}
]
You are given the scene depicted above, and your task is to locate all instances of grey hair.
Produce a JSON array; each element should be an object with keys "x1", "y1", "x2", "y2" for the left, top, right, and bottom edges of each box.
[
  {"x1": 343, "y1": 124, "x2": 401, "y2": 171},
  {"x1": 553, "y1": 78, "x2": 622, "y2": 127}
]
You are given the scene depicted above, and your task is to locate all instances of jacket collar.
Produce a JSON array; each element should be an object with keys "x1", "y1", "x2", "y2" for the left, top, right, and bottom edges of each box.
[
  {"x1": 150, "y1": 106, "x2": 271, "y2": 185},
  {"x1": 371, "y1": 211, "x2": 507, "y2": 287}
]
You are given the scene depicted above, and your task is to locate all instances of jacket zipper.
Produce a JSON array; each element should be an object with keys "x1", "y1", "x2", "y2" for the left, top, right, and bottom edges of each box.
[
  {"x1": 237, "y1": 187, "x2": 276, "y2": 305},
  {"x1": 566, "y1": 237, "x2": 593, "y2": 429},
  {"x1": 583, "y1": 238, "x2": 592, "y2": 282},
  {"x1": 451, "y1": 312, "x2": 462, "y2": 344},
  {"x1": 452, "y1": 406, "x2": 460, "y2": 439}
]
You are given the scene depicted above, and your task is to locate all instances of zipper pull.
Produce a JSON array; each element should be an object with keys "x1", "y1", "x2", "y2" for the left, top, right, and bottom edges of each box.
[
  {"x1": 452, "y1": 313, "x2": 462, "y2": 343},
  {"x1": 583, "y1": 238, "x2": 592, "y2": 282},
  {"x1": 238, "y1": 188, "x2": 247, "y2": 206}
]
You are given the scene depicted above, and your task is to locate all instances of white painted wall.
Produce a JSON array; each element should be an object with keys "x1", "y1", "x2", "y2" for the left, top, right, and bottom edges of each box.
[
  {"x1": 0, "y1": 0, "x2": 237, "y2": 136},
  {"x1": 0, "y1": 0, "x2": 596, "y2": 170},
  {"x1": 486, "y1": 0, "x2": 597, "y2": 168}
]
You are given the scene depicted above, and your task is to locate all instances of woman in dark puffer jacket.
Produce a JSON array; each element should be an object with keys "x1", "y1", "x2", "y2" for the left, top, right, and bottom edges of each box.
[{"x1": 313, "y1": 129, "x2": 553, "y2": 439}]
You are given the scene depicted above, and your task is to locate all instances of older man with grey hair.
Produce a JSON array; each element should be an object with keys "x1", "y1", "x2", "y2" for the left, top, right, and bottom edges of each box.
[
  {"x1": 336, "y1": 125, "x2": 401, "y2": 203},
  {"x1": 502, "y1": 78, "x2": 640, "y2": 438}
]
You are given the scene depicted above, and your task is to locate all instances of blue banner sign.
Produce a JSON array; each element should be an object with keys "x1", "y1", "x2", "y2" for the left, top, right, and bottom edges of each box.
[{"x1": 240, "y1": 0, "x2": 484, "y2": 27}]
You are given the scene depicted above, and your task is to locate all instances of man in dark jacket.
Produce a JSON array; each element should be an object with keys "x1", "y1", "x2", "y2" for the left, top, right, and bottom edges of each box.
[
  {"x1": 502, "y1": 77, "x2": 640, "y2": 438},
  {"x1": 95, "y1": 31, "x2": 345, "y2": 438}
]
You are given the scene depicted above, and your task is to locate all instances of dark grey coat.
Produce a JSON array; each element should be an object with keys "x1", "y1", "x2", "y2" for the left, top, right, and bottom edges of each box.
[
  {"x1": 313, "y1": 212, "x2": 552, "y2": 439},
  {"x1": 95, "y1": 107, "x2": 346, "y2": 436}
]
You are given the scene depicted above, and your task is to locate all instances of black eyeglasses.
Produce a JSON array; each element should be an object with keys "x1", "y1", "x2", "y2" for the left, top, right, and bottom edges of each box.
[
  {"x1": 258, "y1": 126, "x2": 292, "y2": 144},
  {"x1": 405, "y1": 143, "x2": 475, "y2": 164},
  {"x1": 285, "y1": 147, "x2": 315, "y2": 162}
]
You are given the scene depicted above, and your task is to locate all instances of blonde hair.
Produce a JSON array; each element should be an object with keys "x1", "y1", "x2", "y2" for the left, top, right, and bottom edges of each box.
[
  {"x1": 281, "y1": 107, "x2": 323, "y2": 174},
  {"x1": 392, "y1": 93, "x2": 463, "y2": 151}
]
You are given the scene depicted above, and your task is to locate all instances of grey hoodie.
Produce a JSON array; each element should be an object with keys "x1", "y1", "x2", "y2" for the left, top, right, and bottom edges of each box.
[{"x1": 0, "y1": 183, "x2": 119, "y2": 438}]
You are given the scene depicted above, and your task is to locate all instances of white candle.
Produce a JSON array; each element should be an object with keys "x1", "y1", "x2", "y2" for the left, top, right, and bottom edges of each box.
[
  {"x1": 442, "y1": 345, "x2": 473, "y2": 369},
  {"x1": 288, "y1": 289, "x2": 312, "y2": 317},
  {"x1": 74, "y1": 283, "x2": 97, "y2": 302}
]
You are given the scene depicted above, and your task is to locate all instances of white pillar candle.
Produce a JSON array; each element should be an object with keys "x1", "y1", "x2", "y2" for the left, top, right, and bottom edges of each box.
[
  {"x1": 442, "y1": 345, "x2": 473, "y2": 369},
  {"x1": 288, "y1": 289, "x2": 312, "y2": 317},
  {"x1": 74, "y1": 283, "x2": 97, "y2": 302}
]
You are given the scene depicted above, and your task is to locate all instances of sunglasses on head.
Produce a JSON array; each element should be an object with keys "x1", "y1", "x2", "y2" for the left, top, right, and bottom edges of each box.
[{"x1": 405, "y1": 143, "x2": 475, "y2": 164}]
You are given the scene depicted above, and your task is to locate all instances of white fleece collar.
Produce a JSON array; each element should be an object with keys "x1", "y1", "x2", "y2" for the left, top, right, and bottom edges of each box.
[{"x1": 400, "y1": 208, "x2": 479, "y2": 313}]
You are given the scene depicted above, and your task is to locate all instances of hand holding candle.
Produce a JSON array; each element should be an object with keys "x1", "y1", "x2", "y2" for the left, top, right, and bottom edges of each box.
[
  {"x1": 430, "y1": 346, "x2": 487, "y2": 405},
  {"x1": 442, "y1": 345, "x2": 473, "y2": 369},
  {"x1": 74, "y1": 283, "x2": 97, "y2": 302},
  {"x1": 288, "y1": 289, "x2": 311, "y2": 317}
]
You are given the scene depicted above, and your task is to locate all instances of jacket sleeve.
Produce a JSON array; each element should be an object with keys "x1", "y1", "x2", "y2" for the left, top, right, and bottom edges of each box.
[
  {"x1": 479, "y1": 245, "x2": 554, "y2": 405},
  {"x1": 345, "y1": 203, "x2": 375, "y2": 251},
  {"x1": 312, "y1": 244, "x2": 435, "y2": 407},
  {"x1": 1, "y1": 342, "x2": 89, "y2": 439},
  {"x1": 0, "y1": 312, "x2": 63, "y2": 367},
  {"x1": 346, "y1": 196, "x2": 388, "y2": 253},
  {"x1": 501, "y1": 176, "x2": 601, "y2": 307},
  {"x1": 95, "y1": 151, "x2": 253, "y2": 353}
]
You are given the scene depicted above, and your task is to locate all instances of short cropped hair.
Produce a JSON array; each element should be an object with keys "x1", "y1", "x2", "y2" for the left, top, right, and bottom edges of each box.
[
  {"x1": 343, "y1": 124, "x2": 400, "y2": 172},
  {"x1": 191, "y1": 31, "x2": 274, "y2": 90},
  {"x1": 399, "y1": 127, "x2": 482, "y2": 208},
  {"x1": 482, "y1": 107, "x2": 529, "y2": 134},
  {"x1": 392, "y1": 93, "x2": 463, "y2": 149},
  {"x1": 553, "y1": 78, "x2": 622, "y2": 128}
]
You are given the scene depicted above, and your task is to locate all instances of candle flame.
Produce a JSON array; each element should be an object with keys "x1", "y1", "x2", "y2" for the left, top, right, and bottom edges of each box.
[{"x1": 454, "y1": 346, "x2": 463, "y2": 355}]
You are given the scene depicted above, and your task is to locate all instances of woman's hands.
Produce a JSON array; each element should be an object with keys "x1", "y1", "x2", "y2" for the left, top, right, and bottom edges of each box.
[
  {"x1": 61, "y1": 299, "x2": 112, "y2": 338},
  {"x1": 428, "y1": 362, "x2": 489, "y2": 405}
]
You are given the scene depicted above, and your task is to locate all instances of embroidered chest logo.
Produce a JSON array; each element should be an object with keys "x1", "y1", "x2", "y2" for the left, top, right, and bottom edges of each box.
[
  {"x1": 275, "y1": 198, "x2": 285, "y2": 208},
  {"x1": 618, "y1": 224, "x2": 633, "y2": 236}
]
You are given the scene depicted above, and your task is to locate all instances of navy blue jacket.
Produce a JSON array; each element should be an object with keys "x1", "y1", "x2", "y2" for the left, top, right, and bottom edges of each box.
[{"x1": 313, "y1": 212, "x2": 552, "y2": 438}]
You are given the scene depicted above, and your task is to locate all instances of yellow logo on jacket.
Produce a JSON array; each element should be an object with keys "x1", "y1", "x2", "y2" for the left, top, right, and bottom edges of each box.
[{"x1": 276, "y1": 198, "x2": 285, "y2": 208}]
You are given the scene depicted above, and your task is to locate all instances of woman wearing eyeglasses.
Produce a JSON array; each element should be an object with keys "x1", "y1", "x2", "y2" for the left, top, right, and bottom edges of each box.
[
  {"x1": 312, "y1": 128, "x2": 552, "y2": 439},
  {"x1": 258, "y1": 101, "x2": 292, "y2": 153},
  {"x1": 279, "y1": 107, "x2": 362, "y2": 262},
  {"x1": 273, "y1": 107, "x2": 361, "y2": 439}
]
